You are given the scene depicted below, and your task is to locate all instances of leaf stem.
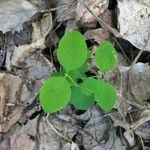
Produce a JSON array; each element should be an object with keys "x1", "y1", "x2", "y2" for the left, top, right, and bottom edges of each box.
[{"x1": 64, "y1": 73, "x2": 79, "y2": 87}]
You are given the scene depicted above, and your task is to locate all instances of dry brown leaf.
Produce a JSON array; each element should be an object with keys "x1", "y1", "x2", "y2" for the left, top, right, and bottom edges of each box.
[
  {"x1": 84, "y1": 28, "x2": 110, "y2": 43},
  {"x1": 56, "y1": 0, "x2": 76, "y2": 22},
  {"x1": 0, "y1": 72, "x2": 30, "y2": 133},
  {"x1": 11, "y1": 38, "x2": 45, "y2": 67},
  {"x1": 76, "y1": 0, "x2": 108, "y2": 23},
  {"x1": 24, "y1": 53, "x2": 55, "y2": 80},
  {"x1": 10, "y1": 11, "x2": 52, "y2": 68},
  {"x1": 0, "y1": 0, "x2": 38, "y2": 33},
  {"x1": 118, "y1": 0, "x2": 150, "y2": 51},
  {"x1": 1, "y1": 106, "x2": 24, "y2": 133},
  {"x1": 0, "y1": 80, "x2": 6, "y2": 130},
  {"x1": 10, "y1": 117, "x2": 38, "y2": 150},
  {"x1": 32, "y1": 12, "x2": 52, "y2": 42},
  {"x1": 62, "y1": 142, "x2": 79, "y2": 150},
  {"x1": 131, "y1": 110, "x2": 150, "y2": 130},
  {"x1": 123, "y1": 131, "x2": 135, "y2": 147}
]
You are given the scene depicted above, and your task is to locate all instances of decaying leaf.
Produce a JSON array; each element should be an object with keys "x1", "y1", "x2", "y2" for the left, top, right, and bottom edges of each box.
[
  {"x1": 117, "y1": 0, "x2": 150, "y2": 51},
  {"x1": 123, "y1": 131, "x2": 135, "y2": 147},
  {"x1": 56, "y1": 0, "x2": 76, "y2": 22},
  {"x1": 0, "y1": 79, "x2": 6, "y2": 129},
  {"x1": 62, "y1": 142, "x2": 79, "y2": 150},
  {"x1": 24, "y1": 53, "x2": 55, "y2": 80},
  {"x1": 11, "y1": 38, "x2": 45, "y2": 67},
  {"x1": 10, "y1": 11, "x2": 52, "y2": 68},
  {"x1": 84, "y1": 28, "x2": 110, "y2": 43},
  {"x1": 76, "y1": 0, "x2": 108, "y2": 24},
  {"x1": 31, "y1": 12, "x2": 52, "y2": 42},
  {"x1": 29, "y1": 0, "x2": 52, "y2": 10},
  {"x1": 2, "y1": 106, "x2": 24, "y2": 133},
  {"x1": 80, "y1": 106, "x2": 126, "y2": 150},
  {"x1": 0, "y1": 72, "x2": 31, "y2": 133},
  {"x1": 0, "y1": 0, "x2": 38, "y2": 33},
  {"x1": 10, "y1": 117, "x2": 38, "y2": 150}
]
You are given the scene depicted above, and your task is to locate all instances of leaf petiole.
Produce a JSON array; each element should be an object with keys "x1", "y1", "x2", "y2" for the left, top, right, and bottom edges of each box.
[{"x1": 64, "y1": 73, "x2": 79, "y2": 87}]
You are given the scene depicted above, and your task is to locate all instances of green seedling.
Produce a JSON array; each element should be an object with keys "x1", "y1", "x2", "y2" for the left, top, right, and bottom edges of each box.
[{"x1": 40, "y1": 30, "x2": 118, "y2": 113}]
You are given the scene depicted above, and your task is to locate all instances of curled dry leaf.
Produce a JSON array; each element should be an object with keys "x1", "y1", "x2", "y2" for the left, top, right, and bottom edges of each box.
[
  {"x1": 0, "y1": 0, "x2": 38, "y2": 33},
  {"x1": 76, "y1": 0, "x2": 108, "y2": 24},
  {"x1": 10, "y1": 11, "x2": 52, "y2": 68},
  {"x1": 123, "y1": 131, "x2": 135, "y2": 147},
  {"x1": 117, "y1": 0, "x2": 150, "y2": 51},
  {"x1": 56, "y1": 0, "x2": 76, "y2": 22},
  {"x1": 84, "y1": 28, "x2": 110, "y2": 43},
  {"x1": 11, "y1": 38, "x2": 45, "y2": 67},
  {"x1": 32, "y1": 12, "x2": 52, "y2": 42}
]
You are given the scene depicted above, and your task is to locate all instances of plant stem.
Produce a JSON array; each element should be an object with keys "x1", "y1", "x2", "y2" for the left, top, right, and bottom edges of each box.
[{"x1": 64, "y1": 73, "x2": 79, "y2": 87}]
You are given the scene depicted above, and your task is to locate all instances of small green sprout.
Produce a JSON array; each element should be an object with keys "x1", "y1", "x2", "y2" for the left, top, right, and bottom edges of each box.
[{"x1": 39, "y1": 30, "x2": 118, "y2": 113}]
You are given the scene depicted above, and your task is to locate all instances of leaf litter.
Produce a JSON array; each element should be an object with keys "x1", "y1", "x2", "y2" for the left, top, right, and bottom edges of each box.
[{"x1": 0, "y1": 0, "x2": 150, "y2": 149}]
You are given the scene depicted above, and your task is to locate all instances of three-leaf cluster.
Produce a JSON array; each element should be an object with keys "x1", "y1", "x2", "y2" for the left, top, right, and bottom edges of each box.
[{"x1": 40, "y1": 31, "x2": 118, "y2": 113}]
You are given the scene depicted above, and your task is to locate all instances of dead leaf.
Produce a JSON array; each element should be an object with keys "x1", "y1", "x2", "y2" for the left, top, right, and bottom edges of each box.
[
  {"x1": 0, "y1": 80, "x2": 6, "y2": 129},
  {"x1": 38, "y1": 117, "x2": 61, "y2": 150},
  {"x1": 24, "y1": 53, "x2": 55, "y2": 80},
  {"x1": 76, "y1": 0, "x2": 108, "y2": 24},
  {"x1": 62, "y1": 142, "x2": 79, "y2": 150},
  {"x1": 2, "y1": 106, "x2": 24, "y2": 133},
  {"x1": 9, "y1": 11, "x2": 52, "y2": 68},
  {"x1": 56, "y1": 0, "x2": 76, "y2": 22},
  {"x1": 118, "y1": 0, "x2": 150, "y2": 51},
  {"x1": 10, "y1": 117, "x2": 38, "y2": 150},
  {"x1": 131, "y1": 110, "x2": 150, "y2": 130},
  {"x1": 104, "y1": 63, "x2": 150, "y2": 114},
  {"x1": 0, "y1": 72, "x2": 31, "y2": 133},
  {"x1": 31, "y1": 12, "x2": 52, "y2": 42},
  {"x1": 29, "y1": 0, "x2": 52, "y2": 10},
  {"x1": 11, "y1": 38, "x2": 45, "y2": 67},
  {"x1": 84, "y1": 28, "x2": 110, "y2": 43},
  {"x1": 123, "y1": 131, "x2": 135, "y2": 147},
  {"x1": 0, "y1": 0, "x2": 38, "y2": 33}
]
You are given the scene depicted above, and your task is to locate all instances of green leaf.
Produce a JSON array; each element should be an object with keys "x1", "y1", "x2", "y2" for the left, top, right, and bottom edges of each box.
[
  {"x1": 68, "y1": 63, "x2": 87, "y2": 83},
  {"x1": 80, "y1": 77, "x2": 98, "y2": 96},
  {"x1": 94, "y1": 80, "x2": 117, "y2": 112},
  {"x1": 39, "y1": 77, "x2": 71, "y2": 113},
  {"x1": 81, "y1": 78, "x2": 117, "y2": 112},
  {"x1": 51, "y1": 71, "x2": 65, "y2": 77},
  {"x1": 57, "y1": 31, "x2": 88, "y2": 71},
  {"x1": 70, "y1": 86, "x2": 94, "y2": 110},
  {"x1": 95, "y1": 41, "x2": 118, "y2": 73}
]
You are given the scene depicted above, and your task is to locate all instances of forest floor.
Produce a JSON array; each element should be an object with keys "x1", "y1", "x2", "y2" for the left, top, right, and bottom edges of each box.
[{"x1": 0, "y1": 0, "x2": 150, "y2": 150}]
